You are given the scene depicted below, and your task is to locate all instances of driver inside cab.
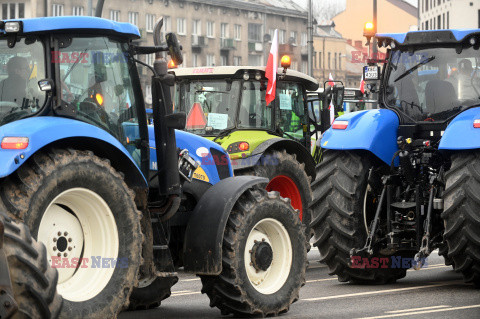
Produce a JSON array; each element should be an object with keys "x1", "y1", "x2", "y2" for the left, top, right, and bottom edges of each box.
[{"x1": 0, "y1": 56, "x2": 31, "y2": 106}]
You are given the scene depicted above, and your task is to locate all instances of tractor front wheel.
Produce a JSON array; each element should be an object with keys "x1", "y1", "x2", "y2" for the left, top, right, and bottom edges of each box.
[
  {"x1": 200, "y1": 188, "x2": 307, "y2": 317},
  {"x1": 0, "y1": 149, "x2": 143, "y2": 317},
  {"x1": 443, "y1": 151, "x2": 480, "y2": 287}
]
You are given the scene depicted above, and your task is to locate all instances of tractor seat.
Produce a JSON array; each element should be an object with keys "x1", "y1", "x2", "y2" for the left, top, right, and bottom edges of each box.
[{"x1": 425, "y1": 79, "x2": 457, "y2": 114}]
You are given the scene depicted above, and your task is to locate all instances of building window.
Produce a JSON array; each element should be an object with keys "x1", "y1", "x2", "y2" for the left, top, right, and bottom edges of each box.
[
  {"x1": 207, "y1": 21, "x2": 215, "y2": 38},
  {"x1": 161, "y1": 16, "x2": 172, "y2": 42},
  {"x1": 291, "y1": 61, "x2": 298, "y2": 71},
  {"x1": 478, "y1": 10, "x2": 480, "y2": 28},
  {"x1": 220, "y1": 23, "x2": 229, "y2": 39},
  {"x1": 443, "y1": 13, "x2": 445, "y2": 29},
  {"x1": 146, "y1": 14, "x2": 155, "y2": 32},
  {"x1": 192, "y1": 54, "x2": 199, "y2": 67},
  {"x1": 128, "y1": 12, "x2": 139, "y2": 26},
  {"x1": 301, "y1": 32, "x2": 307, "y2": 46},
  {"x1": 52, "y1": 4, "x2": 64, "y2": 16},
  {"x1": 177, "y1": 18, "x2": 186, "y2": 35},
  {"x1": 248, "y1": 54, "x2": 262, "y2": 66},
  {"x1": 426, "y1": 0, "x2": 429, "y2": 11},
  {"x1": 290, "y1": 31, "x2": 297, "y2": 45},
  {"x1": 192, "y1": 20, "x2": 201, "y2": 36},
  {"x1": 72, "y1": 6, "x2": 84, "y2": 16},
  {"x1": 447, "y1": 11, "x2": 449, "y2": 28},
  {"x1": 248, "y1": 23, "x2": 262, "y2": 42},
  {"x1": 110, "y1": 10, "x2": 120, "y2": 21},
  {"x1": 425, "y1": 20, "x2": 429, "y2": 30},
  {"x1": 278, "y1": 30, "x2": 286, "y2": 44},
  {"x1": 328, "y1": 52, "x2": 331, "y2": 69},
  {"x1": 438, "y1": 15, "x2": 441, "y2": 30},
  {"x1": 145, "y1": 54, "x2": 154, "y2": 66},
  {"x1": 339, "y1": 52, "x2": 342, "y2": 70},
  {"x1": 221, "y1": 55, "x2": 228, "y2": 66},
  {"x1": 319, "y1": 52, "x2": 322, "y2": 68},
  {"x1": 268, "y1": 29, "x2": 275, "y2": 42},
  {"x1": 234, "y1": 24, "x2": 242, "y2": 41},
  {"x1": 334, "y1": 53, "x2": 337, "y2": 69},
  {"x1": 301, "y1": 61, "x2": 308, "y2": 74},
  {"x1": 233, "y1": 56, "x2": 242, "y2": 66},
  {"x1": 422, "y1": 22, "x2": 424, "y2": 30},
  {"x1": 2, "y1": 3, "x2": 25, "y2": 19},
  {"x1": 206, "y1": 54, "x2": 215, "y2": 66}
]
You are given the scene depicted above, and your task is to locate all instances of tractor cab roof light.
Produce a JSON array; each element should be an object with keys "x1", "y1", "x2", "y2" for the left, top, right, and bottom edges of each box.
[
  {"x1": 4, "y1": 21, "x2": 21, "y2": 33},
  {"x1": 332, "y1": 120, "x2": 348, "y2": 130}
]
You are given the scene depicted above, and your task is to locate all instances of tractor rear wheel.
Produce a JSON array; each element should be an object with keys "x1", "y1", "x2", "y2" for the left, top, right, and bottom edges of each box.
[
  {"x1": 0, "y1": 149, "x2": 143, "y2": 317},
  {"x1": 236, "y1": 151, "x2": 312, "y2": 233},
  {"x1": 200, "y1": 188, "x2": 307, "y2": 317},
  {"x1": 311, "y1": 151, "x2": 407, "y2": 283},
  {"x1": 443, "y1": 151, "x2": 480, "y2": 287},
  {"x1": 2, "y1": 212, "x2": 63, "y2": 319}
]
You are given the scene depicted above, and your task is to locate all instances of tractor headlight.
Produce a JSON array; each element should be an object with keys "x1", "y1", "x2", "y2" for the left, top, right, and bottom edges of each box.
[{"x1": 4, "y1": 21, "x2": 21, "y2": 33}]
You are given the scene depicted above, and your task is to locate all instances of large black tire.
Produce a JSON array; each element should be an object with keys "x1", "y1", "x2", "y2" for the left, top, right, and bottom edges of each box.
[
  {"x1": 442, "y1": 152, "x2": 480, "y2": 288},
  {"x1": 0, "y1": 149, "x2": 143, "y2": 318},
  {"x1": 128, "y1": 276, "x2": 177, "y2": 310},
  {"x1": 236, "y1": 150, "x2": 312, "y2": 233},
  {"x1": 310, "y1": 151, "x2": 407, "y2": 283},
  {"x1": 1, "y1": 212, "x2": 63, "y2": 318},
  {"x1": 200, "y1": 188, "x2": 307, "y2": 317},
  {"x1": 438, "y1": 241, "x2": 454, "y2": 267}
]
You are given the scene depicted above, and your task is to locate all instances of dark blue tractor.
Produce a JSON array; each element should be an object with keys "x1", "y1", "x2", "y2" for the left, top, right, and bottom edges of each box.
[
  {"x1": 0, "y1": 17, "x2": 307, "y2": 318},
  {"x1": 311, "y1": 28, "x2": 480, "y2": 287}
]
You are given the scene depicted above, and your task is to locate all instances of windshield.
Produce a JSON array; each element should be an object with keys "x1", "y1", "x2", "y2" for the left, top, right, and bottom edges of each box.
[
  {"x1": 0, "y1": 37, "x2": 46, "y2": 126},
  {"x1": 178, "y1": 80, "x2": 241, "y2": 135},
  {"x1": 385, "y1": 46, "x2": 480, "y2": 121}
]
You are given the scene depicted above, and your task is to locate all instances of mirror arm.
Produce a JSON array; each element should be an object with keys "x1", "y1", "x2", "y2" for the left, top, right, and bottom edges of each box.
[{"x1": 132, "y1": 45, "x2": 169, "y2": 55}]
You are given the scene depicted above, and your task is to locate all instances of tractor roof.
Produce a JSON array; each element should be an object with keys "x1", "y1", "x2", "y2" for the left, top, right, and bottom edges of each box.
[
  {"x1": 171, "y1": 66, "x2": 319, "y2": 91},
  {"x1": 376, "y1": 29, "x2": 480, "y2": 47},
  {"x1": 1, "y1": 16, "x2": 140, "y2": 39}
]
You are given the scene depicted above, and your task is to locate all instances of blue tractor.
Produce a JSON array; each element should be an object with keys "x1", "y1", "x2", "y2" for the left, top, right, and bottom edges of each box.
[
  {"x1": 0, "y1": 16, "x2": 307, "y2": 318},
  {"x1": 311, "y1": 28, "x2": 480, "y2": 287}
]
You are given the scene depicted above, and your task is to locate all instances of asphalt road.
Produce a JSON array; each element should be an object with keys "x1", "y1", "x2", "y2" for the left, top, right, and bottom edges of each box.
[{"x1": 120, "y1": 249, "x2": 480, "y2": 319}]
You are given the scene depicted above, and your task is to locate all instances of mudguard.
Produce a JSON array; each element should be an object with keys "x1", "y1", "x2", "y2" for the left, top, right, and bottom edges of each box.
[
  {"x1": 183, "y1": 175, "x2": 268, "y2": 275},
  {"x1": 232, "y1": 138, "x2": 316, "y2": 178},
  {"x1": 321, "y1": 109, "x2": 400, "y2": 165},
  {"x1": 439, "y1": 107, "x2": 480, "y2": 150},
  {"x1": 0, "y1": 117, "x2": 146, "y2": 185},
  {"x1": 148, "y1": 126, "x2": 233, "y2": 185}
]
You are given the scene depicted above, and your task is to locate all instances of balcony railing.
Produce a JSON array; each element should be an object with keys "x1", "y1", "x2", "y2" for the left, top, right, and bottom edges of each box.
[
  {"x1": 220, "y1": 38, "x2": 236, "y2": 50},
  {"x1": 191, "y1": 35, "x2": 207, "y2": 47},
  {"x1": 248, "y1": 42, "x2": 263, "y2": 52}
]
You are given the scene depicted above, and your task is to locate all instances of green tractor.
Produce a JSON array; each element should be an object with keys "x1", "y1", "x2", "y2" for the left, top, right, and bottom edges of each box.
[{"x1": 172, "y1": 66, "x2": 325, "y2": 226}]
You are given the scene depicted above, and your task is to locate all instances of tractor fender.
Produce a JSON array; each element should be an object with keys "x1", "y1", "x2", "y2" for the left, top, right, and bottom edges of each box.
[
  {"x1": 0, "y1": 117, "x2": 147, "y2": 187},
  {"x1": 321, "y1": 109, "x2": 400, "y2": 165},
  {"x1": 183, "y1": 175, "x2": 268, "y2": 275},
  {"x1": 232, "y1": 138, "x2": 316, "y2": 178},
  {"x1": 439, "y1": 107, "x2": 480, "y2": 150}
]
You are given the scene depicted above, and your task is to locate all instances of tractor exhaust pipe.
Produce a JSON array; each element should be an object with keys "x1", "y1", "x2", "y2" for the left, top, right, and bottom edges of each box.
[{"x1": 95, "y1": 0, "x2": 105, "y2": 17}]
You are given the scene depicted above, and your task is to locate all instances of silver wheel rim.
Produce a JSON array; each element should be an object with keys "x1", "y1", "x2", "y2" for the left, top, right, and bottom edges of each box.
[
  {"x1": 244, "y1": 218, "x2": 292, "y2": 295},
  {"x1": 38, "y1": 188, "x2": 119, "y2": 302}
]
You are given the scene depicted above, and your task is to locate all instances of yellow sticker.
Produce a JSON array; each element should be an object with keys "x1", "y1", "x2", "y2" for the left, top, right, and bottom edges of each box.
[
  {"x1": 192, "y1": 166, "x2": 210, "y2": 183},
  {"x1": 323, "y1": 140, "x2": 328, "y2": 146}
]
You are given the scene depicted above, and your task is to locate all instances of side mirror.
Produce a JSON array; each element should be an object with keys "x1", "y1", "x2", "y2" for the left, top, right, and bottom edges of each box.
[
  {"x1": 166, "y1": 32, "x2": 183, "y2": 65},
  {"x1": 363, "y1": 65, "x2": 381, "y2": 81},
  {"x1": 333, "y1": 86, "x2": 345, "y2": 109}
]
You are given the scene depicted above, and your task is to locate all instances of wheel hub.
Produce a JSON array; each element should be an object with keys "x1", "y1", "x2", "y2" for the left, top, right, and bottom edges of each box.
[{"x1": 250, "y1": 239, "x2": 273, "y2": 272}]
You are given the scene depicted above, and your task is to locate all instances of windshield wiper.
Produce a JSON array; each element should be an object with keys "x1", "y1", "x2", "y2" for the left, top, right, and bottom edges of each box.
[
  {"x1": 394, "y1": 56, "x2": 436, "y2": 83},
  {"x1": 213, "y1": 127, "x2": 236, "y2": 142}
]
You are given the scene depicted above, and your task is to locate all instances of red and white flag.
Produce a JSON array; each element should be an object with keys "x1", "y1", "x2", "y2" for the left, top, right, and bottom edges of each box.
[
  {"x1": 328, "y1": 73, "x2": 334, "y2": 86},
  {"x1": 265, "y1": 29, "x2": 278, "y2": 106},
  {"x1": 359, "y1": 73, "x2": 365, "y2": 94}
]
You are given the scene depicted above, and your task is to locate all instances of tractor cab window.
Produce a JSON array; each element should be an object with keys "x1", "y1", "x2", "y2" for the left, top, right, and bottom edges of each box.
[
  {"x1": 178, "y1": 80, "x2": 240, "y2": 135},
  {"x1": 385, "y1": 47, "x2": 480, "y2": 122},
  {"x1": 238, "y1": 80, "x2": 272, "y2": 129},
  {"x1": 57, "y1": 37, "x2": 141, "y2": 165},
  {"x1": 0, "y1": 37, "x2": 46, "y2": 126},
  {"x1": 276, "y1": 82, "x2": 305, "y2": 137}
]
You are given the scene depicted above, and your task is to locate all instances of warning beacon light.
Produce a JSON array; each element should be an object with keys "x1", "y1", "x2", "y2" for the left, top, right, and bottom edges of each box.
[
  {"x1": 363, "y1": 21, "x2": 376, "y2": 45},
  {"x1": 281, "y1": 55, "x2": 291, "y2": 69}
]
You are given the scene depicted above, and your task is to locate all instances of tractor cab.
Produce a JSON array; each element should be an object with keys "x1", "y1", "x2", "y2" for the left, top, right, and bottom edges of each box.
[
  {"x1": 368, "y1": 29, "x2": 480, "y2": 140},
  {"x1": 172, "y1": 66, "x2": 319, "y2": 154}
]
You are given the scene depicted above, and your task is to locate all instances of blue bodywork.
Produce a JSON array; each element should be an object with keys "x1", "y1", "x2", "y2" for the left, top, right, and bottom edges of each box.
[
  {"x1": 377, "y1": 29, "x2": 480, "y2": 45},
  {"x1": 0, "y1": 117, "x2": 144, "y2": 182},
  {"x1": 321, "y1": 109, "x2": 400, "y2": 165},
  {"x1": 439, "y1": 107, "x2": 480, "y2": 150},
  {"x1": 2, "y1": 16, "x2": 140, "y2": 38},
  {"x1": 148, "y1": 125, "x2": 233, "y2": 186}
]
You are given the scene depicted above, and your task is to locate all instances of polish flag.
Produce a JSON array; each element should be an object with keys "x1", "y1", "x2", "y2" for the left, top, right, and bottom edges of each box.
[
  {"x1": 328, "y1": 73, "x2": 334, "y2": 86},
  {"x1": 265, "y1": 29, "x2": 278, "y2": 106},
  {"x1": 329, "y1": 99, "x2": 335, "y2": 125},
  {"x1": 359, "y1": 73, "x2": 365, "y2": 94}
]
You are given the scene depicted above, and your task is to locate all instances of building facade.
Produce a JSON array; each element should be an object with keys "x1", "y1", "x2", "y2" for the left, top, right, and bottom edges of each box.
[{"x1": 419, "y1": 0, "x2": 480, "y2": 30}]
